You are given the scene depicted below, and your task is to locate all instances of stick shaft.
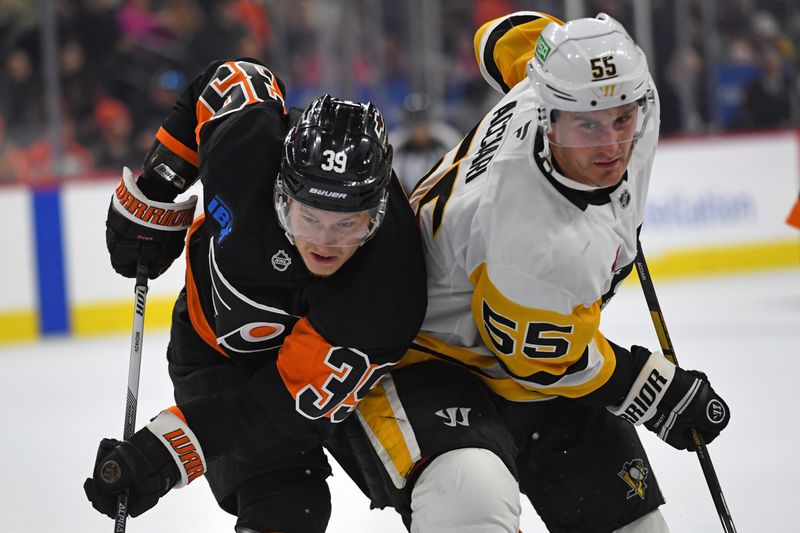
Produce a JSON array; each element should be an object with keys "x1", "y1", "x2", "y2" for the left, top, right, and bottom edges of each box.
[
  {"x1": 113, "y1": 266, "x2": 149, "y2": 533},
  {"x1": 634, "y1": 243, "x2": 737, "y2": 533}
]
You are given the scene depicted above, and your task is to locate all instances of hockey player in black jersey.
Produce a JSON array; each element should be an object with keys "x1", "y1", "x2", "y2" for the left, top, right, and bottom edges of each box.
[{"x1": 83, "y1": 59, "x2": 427, "y2": 532}]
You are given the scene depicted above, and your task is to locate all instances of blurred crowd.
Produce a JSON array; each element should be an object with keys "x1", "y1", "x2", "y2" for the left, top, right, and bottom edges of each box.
[{"x1": 0, "y1": 0, "x2": 798, "y2": 185}]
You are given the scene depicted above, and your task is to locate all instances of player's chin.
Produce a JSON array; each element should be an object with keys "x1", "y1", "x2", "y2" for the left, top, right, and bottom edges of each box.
[{"x1": 591, "y1": 162, "x2": 626, "y2": 186}]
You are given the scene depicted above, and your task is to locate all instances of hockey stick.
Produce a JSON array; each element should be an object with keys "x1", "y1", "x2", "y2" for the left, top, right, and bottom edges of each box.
[
  {"x1": 113, "y1": 263, "x2": 149, "y2": 533},
  {"x1": 634, "y1": 242, "x2": 737, "y2": 533}
]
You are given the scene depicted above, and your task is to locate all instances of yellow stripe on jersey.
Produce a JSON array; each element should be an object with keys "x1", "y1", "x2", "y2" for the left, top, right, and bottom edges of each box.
[
  {"x1": 355, "y1": 375, "x2": 422, "y2": 488},
  {"x1": 405, "y1": 332, "x2": 552, "y2": 401},
  {"x1": 468, "y1": 263, "x2": 616, "y2": 398},
  {"x1": 474, "y1": 11, "x2": 563, "y2": 93}
]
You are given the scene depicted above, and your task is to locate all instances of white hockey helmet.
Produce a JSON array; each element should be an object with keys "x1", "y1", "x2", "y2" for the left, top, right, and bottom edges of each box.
[{"x1": 527, "y1": 13, "x2": 655, "y2": 148}]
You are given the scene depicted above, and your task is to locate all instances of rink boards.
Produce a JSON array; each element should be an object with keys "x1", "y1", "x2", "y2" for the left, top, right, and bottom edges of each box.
[{"x1": 1, "y1": 130, "x2": 798, "y2": 344}]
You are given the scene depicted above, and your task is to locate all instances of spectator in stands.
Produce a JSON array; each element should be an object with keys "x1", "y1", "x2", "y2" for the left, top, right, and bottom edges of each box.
[
  {"x1": 0, "y1": 114, "x2": 24, "y2": 184},
  {"x1": 14, "y1": 117, "x2": 93, "y2": 183},
  {"x1": 735, "y1": 46, "x2": 795, "y2": 130},
  {"x1": 90, "y1": 97, "x2": 136, "y2": 171},
  {"x1": 0, "y1": 48, "x2": 43, "y2": 145},
  {"x1": 60, "y1": 39, "x2": 98, "y2": 144},
  {"x1": 116, "y1": 0, "x2": 173, "y2": 46},
  {"x1": 69, "y1": 0, "x2": 119, "y2": 81}
]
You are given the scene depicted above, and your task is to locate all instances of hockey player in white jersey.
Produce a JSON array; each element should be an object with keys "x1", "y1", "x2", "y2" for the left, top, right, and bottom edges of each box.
[{"x1": 352, "y1": 12, "x2": 731, "y2": 533}]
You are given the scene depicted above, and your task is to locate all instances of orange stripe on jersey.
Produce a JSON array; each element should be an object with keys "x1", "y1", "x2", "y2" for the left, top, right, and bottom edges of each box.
[
  {"x1": 163, "y1": 405, "x2": 188, "y2": 424},
  {"x1": 194, "y1": 61, "x2": 254, "y2": 145},
  {"x1": 265, "y1": 70, "x2": 287, "y2": 114},
  {"x1": 277, "y1": 317, "x2": 331, "y2": 398},
  {"x1": 277, "y1": 317, "x2": 391, "y2": 422},
  {"x1": 155, "y1": 126, "x2": 199, "y2": 167},
  {"x1": 228, "y1": 61, "x2": 260, "y2": 105},
  {"x1": 195, "y1": 98, "x2": 215, "y2": 147},
  {"x1": 787, "y1": 197, "x2": 800, "y2": 229},
  {"x1": 184, "y1": 214, "x2": 227, "y2": 357}
]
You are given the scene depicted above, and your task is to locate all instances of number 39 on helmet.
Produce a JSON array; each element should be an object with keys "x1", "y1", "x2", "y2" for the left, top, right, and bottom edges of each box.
[
  {"x1": 527, "y1": 13, "x2": 656, "y2": 149},
  {"x1": 275, "y1": 94, "x2": 394, "y2": 246}
]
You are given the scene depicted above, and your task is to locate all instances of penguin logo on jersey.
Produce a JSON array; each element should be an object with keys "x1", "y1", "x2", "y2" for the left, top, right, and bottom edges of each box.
[
  {"x1": 271, "y1": 249, "x2": 292, "y2": 271},
  {"x1": 618, "y1": 458, "x2": 648, "y2": 499}
]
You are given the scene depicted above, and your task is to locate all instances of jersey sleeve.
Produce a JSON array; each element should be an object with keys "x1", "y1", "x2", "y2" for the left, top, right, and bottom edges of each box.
[
  {"x1": 140, "y1": 58, "x2": 287, "y2": 194},
  {"x1": 474, "y1": 11, "x2": 563, "y2": 94}
]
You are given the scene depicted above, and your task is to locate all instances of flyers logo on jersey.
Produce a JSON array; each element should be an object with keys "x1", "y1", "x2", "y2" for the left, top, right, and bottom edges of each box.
[
  {"x1": 218, "y1": 321, "x2": 287, "y2": 353},
  {"x1": 208, "y1": 239, "x2": 297, "y2": 355}
]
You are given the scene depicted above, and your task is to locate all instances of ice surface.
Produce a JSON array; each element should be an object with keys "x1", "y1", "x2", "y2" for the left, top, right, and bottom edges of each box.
[{"x1": 1, "y1": 268, "x2": 798, "y2": 532}]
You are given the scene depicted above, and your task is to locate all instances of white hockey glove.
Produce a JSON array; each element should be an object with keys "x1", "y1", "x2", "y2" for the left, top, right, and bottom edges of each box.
[{"x1": 609, "y1": 351, "x2": 730, "y2": 451}]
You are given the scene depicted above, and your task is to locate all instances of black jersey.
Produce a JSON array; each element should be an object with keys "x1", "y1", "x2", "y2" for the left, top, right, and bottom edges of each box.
[{"x1": 150, "y1": 59, "x2": 427, "y2": 459}]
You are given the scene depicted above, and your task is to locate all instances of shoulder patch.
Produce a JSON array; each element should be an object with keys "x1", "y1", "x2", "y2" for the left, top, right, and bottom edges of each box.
[{"x1": 207, "y1": 194, "x2": 233, "y2": 243}]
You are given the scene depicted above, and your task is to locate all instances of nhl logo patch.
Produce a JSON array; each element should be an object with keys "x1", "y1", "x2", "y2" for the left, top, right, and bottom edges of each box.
[
  {"x1": 271, "y1": 249, "x2": 292, "y2": 272},
  {"x1": 618, "y1": 458, "x2": 648, "y2": 500},
  {"x1": 618, "y1": 189, "x2": 631, "y2": 209}
]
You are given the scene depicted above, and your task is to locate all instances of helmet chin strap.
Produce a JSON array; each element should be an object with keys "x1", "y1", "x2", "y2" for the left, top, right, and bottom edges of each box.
[{"x1": 535, "y1": 104, "x2": 555, "y2": 170}]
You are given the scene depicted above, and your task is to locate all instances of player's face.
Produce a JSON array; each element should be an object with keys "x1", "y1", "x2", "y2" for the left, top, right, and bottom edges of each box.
[
  {"x1": 548, "y1": 104, "x2": 637, "y2": 188},
  {"x1": 288, "y1": 202, "x2": 371, "y2": 277}
]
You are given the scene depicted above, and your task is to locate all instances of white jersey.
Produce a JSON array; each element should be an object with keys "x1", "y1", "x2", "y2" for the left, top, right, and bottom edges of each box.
[{"x1": 404, "y1": 77, "x2": 660, "y2": 402}]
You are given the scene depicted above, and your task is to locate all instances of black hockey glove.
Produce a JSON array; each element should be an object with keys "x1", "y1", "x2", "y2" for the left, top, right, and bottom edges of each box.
[
  {"x1": 106, "y1": 167, "x2": 197, "y2": 279},
  {"x1": 84, "y1": 410, "x2": 207, "y2": 518},
  {"x1": 609, "y1": 351, "x2": 730, "y2": 451}
]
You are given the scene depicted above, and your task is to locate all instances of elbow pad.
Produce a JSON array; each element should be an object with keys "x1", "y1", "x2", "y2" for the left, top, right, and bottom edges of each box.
[{"x1": 137, "y1": 139, "x2": 200, "y2": 201}]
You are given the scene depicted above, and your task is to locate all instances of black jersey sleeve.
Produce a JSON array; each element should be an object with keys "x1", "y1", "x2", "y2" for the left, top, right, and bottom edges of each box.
[
  {"x1": 157, "y1": 57, "x2": 286, "y2": 162},
  {"x1": 136, "y1": 58, "x2": 287, "y2": 201}
]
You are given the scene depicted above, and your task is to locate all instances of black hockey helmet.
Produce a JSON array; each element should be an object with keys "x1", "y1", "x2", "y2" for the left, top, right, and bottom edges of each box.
[{"x1": 275, "y1": 95, "x2": 393, "y2": 246}]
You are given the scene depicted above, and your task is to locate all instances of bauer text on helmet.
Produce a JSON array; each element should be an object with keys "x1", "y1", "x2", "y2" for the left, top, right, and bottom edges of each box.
[{"x1": 275, "y1": 95, "x2": 393, "y2": 248}]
